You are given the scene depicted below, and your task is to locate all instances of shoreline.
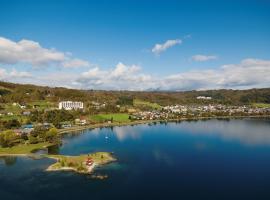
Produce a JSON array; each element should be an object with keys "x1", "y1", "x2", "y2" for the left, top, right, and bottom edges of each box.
[
  {"x1": 58, "y1": 114, "x2": 270, "y2": 134},
  {"x1": 45, "y1": 152, "x2": 116, "y2": 175},
  {"x1": 0, "y1": 151, "x2": 116, "y2": 176},
  {"x1": 1, "y1": 115, "x2": 269, "y2": 157}
]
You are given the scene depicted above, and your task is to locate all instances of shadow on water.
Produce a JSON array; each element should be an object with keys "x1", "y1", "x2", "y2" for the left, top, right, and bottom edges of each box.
[
  {"x1": 0, "y1": 156, "x2": 17, "y2": 166},
  {"x1": 47, "y1": 144, "x2": 60, "y2": 155}
]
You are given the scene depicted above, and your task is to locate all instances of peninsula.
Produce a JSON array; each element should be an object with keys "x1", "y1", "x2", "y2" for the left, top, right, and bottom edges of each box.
[{"x1": 46, "y1": 152, "x2": 116, "y2": 174}]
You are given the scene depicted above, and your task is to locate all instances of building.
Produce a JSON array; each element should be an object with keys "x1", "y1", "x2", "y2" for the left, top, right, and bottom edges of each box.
[
  {"x1": 59, "y1": 101, "x2": 84, "y2": 110},
  {"x1": 75, "y1": 117, "x2": 87, "y2": 125},
  {"x1": 196, "y1": 96, "x2": 212, "y2": 100}
]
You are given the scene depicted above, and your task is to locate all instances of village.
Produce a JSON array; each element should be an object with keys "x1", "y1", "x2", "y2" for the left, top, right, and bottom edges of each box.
[{"x1": 1, "y1": 95, "x2": 270, "y2": 138}]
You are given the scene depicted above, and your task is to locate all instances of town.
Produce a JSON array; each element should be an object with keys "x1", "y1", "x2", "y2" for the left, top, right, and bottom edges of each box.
[
  {"x1": 1, "y1": 95, "x2": 270, "y2": 151},
  {"x1": 0, "y1": 80, "x2": 270, "y2": 152}
]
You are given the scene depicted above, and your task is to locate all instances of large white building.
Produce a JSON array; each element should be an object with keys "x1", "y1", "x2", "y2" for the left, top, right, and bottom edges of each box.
[
  {"x1": 59, "y1": 101, "x2": 84, "y2": 110},
  {"x1": 196, "y1": 96, "x2": 212, "y2": 100}
]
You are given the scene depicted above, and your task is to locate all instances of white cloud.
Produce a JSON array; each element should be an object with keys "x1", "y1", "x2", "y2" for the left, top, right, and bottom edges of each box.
[
  {"x1": 191, "y1": 54, "x2": 218, "y2": 62},
  {"x1": 1, "y1": 58, "x2": 270, "y2": 91},
  {"x1": 0, "y1": 67, "x2": 32, "y2": 81},
  {"x1": 74, "y1": 58, "x2": 270, "y2": 90},
  {"x1": 77, "y1": 62, "x2": 154, "y2": 90},
  {"x1": 152, "y1": 39, "x2": 182, "y2": 55},
  {"x1": 162, "y1": 58, "x2": 270, "y2": 90},
  {"x1": 0, "y1": 36, "x2": 90, "y2": 68},
  {"x1": 62, "y1": 58, "x2": 90, "y2": 68}
]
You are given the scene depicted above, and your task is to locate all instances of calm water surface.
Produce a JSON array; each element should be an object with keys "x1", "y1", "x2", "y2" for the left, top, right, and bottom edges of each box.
[{"x1": 1, "y1": 118, "x2": 270, "y2": 200}]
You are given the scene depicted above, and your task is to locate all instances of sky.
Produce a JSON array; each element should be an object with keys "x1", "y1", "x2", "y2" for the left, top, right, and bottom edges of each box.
[{"x1": 0, "y1": 0, "x2": 270, "y2": 91}]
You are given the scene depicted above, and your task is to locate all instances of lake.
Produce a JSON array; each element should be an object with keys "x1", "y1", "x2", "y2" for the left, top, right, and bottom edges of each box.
[{"x1": 1, "y1": 118, "x2": 270, "y2": 200}]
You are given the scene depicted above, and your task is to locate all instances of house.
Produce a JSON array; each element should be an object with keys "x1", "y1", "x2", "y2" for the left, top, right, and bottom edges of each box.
[
  {"x1": 86, "y1": 157, "x2": 93, "y2": 166},
  {"x1": 33, "y1": 104, "x2": 40, "y2": 109},
  {"x1": 61, "y1": 124, "x2": 72, "y2": 129},
  {"x1": 60, "y1": 121, "x2": 72, "y2": 129},
  {"x1": 43, "y1": 122, "x2": 51, "y2": 129},
  {"x1": 22, "y1": 111, "x2": 31, "y2": 116},
  {"x1": 14, "y1": 129, "x2": 23, "y2": 136},
  {"x1": 19, "y1": 103, "x2": 26, "y2": 109},
  {"x1": 22, "y1": 124, "x2": 34, "y2": 129},
  {"x1": 59, "y1": 101, "x2": 84, "y2": 110},
  {"x1": 196, "y1": 96, "x2": 212, "y2": 100},
  {"x1": 75, "y1": 117, "x2": 87, "y2": 125},
  {"x1": 21, "y1": 124, "x2": 34, "y2": 133}
]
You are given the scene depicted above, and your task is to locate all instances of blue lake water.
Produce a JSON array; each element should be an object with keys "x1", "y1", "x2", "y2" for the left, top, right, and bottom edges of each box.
[{"x1": 1, "y1": 118, "x2": 270, "y2": 200}]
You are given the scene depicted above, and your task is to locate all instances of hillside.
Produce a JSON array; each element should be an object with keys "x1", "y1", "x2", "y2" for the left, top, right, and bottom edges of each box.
[{"x1": 0, "y1": 81, "x2": 270, "y2": 106}]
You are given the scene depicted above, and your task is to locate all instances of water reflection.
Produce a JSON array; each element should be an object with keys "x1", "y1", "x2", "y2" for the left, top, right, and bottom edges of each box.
[
  {"x1": 0, "y1": 156, "x2": 17, "y2": 166},
  {"x1": 48, "y1": 144, "x2": 60, "y2": 155},
  {"x1": 113, "y1": 126, "x2": 142, "y2": 141},
  {"x1": 152, "y1": 149, "x2": 173, "y2": 166},
  {"x1": 172, "y1": 118, "x2": 270, "y2": 146}
]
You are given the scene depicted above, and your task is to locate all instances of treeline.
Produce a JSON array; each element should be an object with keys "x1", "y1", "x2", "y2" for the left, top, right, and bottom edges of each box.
[
  {"x1": 0, "y1": 127, "x2": 59, "y2": 147},
  {"x1": 30, "y1": 110, "x2": 78, "y2": 128},
  {"x1": 0, "y1": 81, "x2": 270, "y2": 106}
]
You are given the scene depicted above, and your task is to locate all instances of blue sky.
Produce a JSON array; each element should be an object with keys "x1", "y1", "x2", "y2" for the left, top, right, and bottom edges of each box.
[{"x1": 0, "y1": 0, "x2": 269, "y2": 90}]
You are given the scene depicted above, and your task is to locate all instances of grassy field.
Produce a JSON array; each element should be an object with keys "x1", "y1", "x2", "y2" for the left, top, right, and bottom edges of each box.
[
  {"x1": 46, "y1": 152, "x2": 116, "y2": 173},
  {"x1": 89, "y1": 113, "x2": 131, "y2": 123},
  {"x1": 133, "y1": 99, "x2": 162, "y2": 110},
  {"x1": 29, "y1": 100, "x2": 56, "y2": 110},
  {"x1": 0, "y1": 142, "x2": 52, "y2": 155},
  {"x1": 252, "y1": 103, "x2": 270, "y2": 108},
  {"x1": 0, "y1": 114, "x2": 29, "y2": 123},
  {"x1": 1, "y1": 103, "x2": 22, "y2": 114},
  {"x1": 48, "y1": 152, "x2": 115, "y2": 165}
]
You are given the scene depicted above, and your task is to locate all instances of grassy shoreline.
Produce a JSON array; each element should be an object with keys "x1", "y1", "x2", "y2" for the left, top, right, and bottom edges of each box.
[
  {"x1": 46, "y1": 152, "x2": 116, "y2": 174},
  {"x1": 0, "y1": 114, "x2": 269, "y2": 156},
  {"x1": 0, "y1": 142, "x2": 54, "y2": 155},
  {"x1": 58, "y1": 114, "x2": 270, "y2": 134}
]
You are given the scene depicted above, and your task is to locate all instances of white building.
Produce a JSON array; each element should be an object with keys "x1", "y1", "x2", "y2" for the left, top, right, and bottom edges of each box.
[
  {"x1": 196, "y1": 96, "x2": 212, "y2": 100},
  {"x1": 59, "y1": 101, "x2": 84, "y2": 110}
]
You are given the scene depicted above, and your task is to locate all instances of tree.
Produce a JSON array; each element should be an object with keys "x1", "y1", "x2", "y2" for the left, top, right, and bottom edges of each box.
[
  {"x1": 30, "y1": 126, "x2": 47, "y2": 141},
  {"x1": 3, "y1": 119, "x2": 21, "y2": 129},
  {"x1": 0, "y1": 130, "x2": 20, "y2": 147},
  {"x1": 45, "y1": 128, "x2": 59, "y2": 143},
  {"x1": 29, "y1": 135, "x2": 38, "y2": 144}
]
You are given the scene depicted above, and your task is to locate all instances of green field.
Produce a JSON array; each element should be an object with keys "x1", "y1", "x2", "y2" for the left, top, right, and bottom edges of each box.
[
  {"x1": 252, "y1": 103, "x2": 270, "y2": 108},
  {"x1": 133, "y1": 99, "x2": 162, "y2": 110},
  {"x1": 0, "y1": 100, "x2": 56, "y2": 121},
  {"x1": 29, "y1": 100, "x2": 56, "y2": 110},
  {"x1": 89, "y1": 113, "x2": 131, "y2": 123},
  {"x1": 1, "y1": 103, "x2": 22, "y2": 115},
  {"x1": 0, "y1": 142, "x2": 52, "y2": 154},
  {"x1": 0, "y1": 115, "x2": 28, "y2": 122}
]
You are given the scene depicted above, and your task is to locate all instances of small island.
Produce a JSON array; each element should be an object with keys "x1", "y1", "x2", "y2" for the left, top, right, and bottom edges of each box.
[
  {"x1": 0, "y1": 141, "x2": 116, "y2": 176},
  {"x1": 46, "y1": 152, "x2": 116, "y2": 174}
]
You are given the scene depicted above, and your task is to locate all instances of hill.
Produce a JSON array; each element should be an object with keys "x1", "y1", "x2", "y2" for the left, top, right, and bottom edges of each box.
[{"x1": 0, "y1": 81, "x2": 270, "y2": 106}]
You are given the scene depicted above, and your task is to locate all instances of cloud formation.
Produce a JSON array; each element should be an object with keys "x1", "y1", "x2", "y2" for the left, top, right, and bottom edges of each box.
[
  {"x1": 162, "y1": 58, "x2": 270, "y2": 90},
  {"x1": 1, "y1": 56, "x2": 269, "y2": 91},
  {"x1": 68, "y1": 58, "x2": 270, "y2": 90},
  {"x1": 191, "y1": 54, "x2": 218, "y2": 62},
  {"x1": 76, "y1": 62, "x2": 153, "y2": 90},
  {"x1": 152, "y1": 39, "x2": 182, "y2": 55},
  {"x1": 0, "y1": 67, "x2": 32, "y2": 81},
  {"x1": 0, "y1": 37, "x2": 90, "y2": 68}
]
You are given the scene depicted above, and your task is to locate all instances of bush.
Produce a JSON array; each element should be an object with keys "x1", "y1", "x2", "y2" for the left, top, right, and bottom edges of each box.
[
  {"x1": 2, "y1": 119, "x2": 21, "y2": 129},
  {"x1": 28, "y1": 135, "x2": 38, "y2": 144},
  {"x1": 0, "y1": 130, "x2": 20, "y2": 147},
  {"x1": 45, "y1": 128, "x2": 59, "y2": 143}
]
